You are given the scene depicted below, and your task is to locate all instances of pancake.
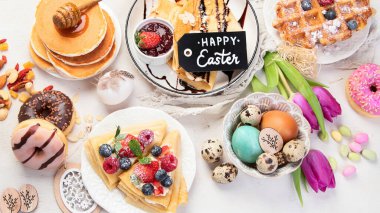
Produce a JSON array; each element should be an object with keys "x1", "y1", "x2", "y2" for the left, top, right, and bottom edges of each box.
[
  {"x1": 29, "y1": 44, "x2": 58, "y2": 74},
  {"x1": 30, "y1": 26, "x2": 50, "y2": 62},
  {"x1": 35, "y1": 0, "x2": 107, "y2": 57},
  {"x1": 49, "y1": 10, "x2": 115, "y2": 66},
  {"x1": 47, "y1": 42, "x2": 117, "y2": 79}
]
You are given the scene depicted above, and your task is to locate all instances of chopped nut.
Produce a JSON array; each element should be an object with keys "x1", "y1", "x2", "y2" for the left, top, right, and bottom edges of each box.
[
  {"x1": 4, "y1": 99, "x2": 11, "y2": 109},
  {"x1": 77, "y1": 131, "x2": 85, "y2": 139},
  {"x1": 7, "y1": 69, "x2": 18, "y2": 84},
  {"x1": 25, "y1": 82, "x2": 37, "y2": 95},
  {"x1": 18, "y1": 92, "x2": 31, "y2": 103},
  {"x1": 9, "y1": 90, "x2": 18, "y2": 99},
  {"x1": 0, "y1": 108, "x2": 9, "y2": 121},
  {"x1": 85, "y1": 114, "x2": 93, "y2": 123},
  {"x1": 67, "y1": 134, "x2": 79, "y2": 142},
  {"x1": 96, "y1": 115, "x2": 104, "y2": 121},
  {"x1": 0, "y1": 75, "x2": 7, "y2": 89},
  {"x1": 0, "y1": 90, "x2": 9, "y2": 101},
  {"x1": 72, "y1": 93, "x2": 80, "y2": 104},
  {"x1": 76, "y1": 117, "x2": 81, "y2": 125},
  {"x1": 23, "y1": 61, "x2": 35, "y2": 69}
]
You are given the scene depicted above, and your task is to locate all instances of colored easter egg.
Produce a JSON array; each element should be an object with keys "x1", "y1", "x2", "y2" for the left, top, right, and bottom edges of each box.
[
  {"x1": 232, "y1": 126, "x2": 263, "y2": 163},
  {"x1": 260, "y1": 111, "x2": 299, "y2": 142}
]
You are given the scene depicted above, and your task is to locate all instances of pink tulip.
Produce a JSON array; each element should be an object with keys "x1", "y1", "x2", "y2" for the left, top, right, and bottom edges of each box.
[
  {"x1": 292, "y1": 93, "x2": 319, "y2": 130},
  {"x1": 301, "y1": 150, "x2": 336, "y2": 193},
  {"x1": 312, "y1": 87, "x2": 341, "y2": 122}
]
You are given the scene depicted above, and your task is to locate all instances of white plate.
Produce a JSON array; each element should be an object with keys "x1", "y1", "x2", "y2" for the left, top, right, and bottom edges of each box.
[
  {"x1": 125, "y1": 0, "x2": 260, "y2": 96},
  {"x1": 81, "y1": 107, "x2": 196, "y2": 213},
  {"x1": 263, "y1": 0, "x2": 371, "y2": 65},
  {"x1": 41, "y1": 2, "x2": 122, "y2": 80}
]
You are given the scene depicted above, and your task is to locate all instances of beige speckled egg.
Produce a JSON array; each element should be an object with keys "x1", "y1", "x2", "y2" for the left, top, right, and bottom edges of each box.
[
  {"x1": 212, "y1": 163, "x2": 238, "y2": 184},
  {"x1": 282, "y1": 139, "x2": 306, "y2": 162},
  {"x1": 201, "y1": 139, "x2": 223, "y2": 163},
  {"x1": 256, "y1": 153, "x2": 278, "y2": 174}
]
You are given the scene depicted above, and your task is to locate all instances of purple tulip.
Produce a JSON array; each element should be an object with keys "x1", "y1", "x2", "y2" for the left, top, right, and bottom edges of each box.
[
  {"x1": 292, "y1": 87, "x2": 341, "y2": 130},
  {"x1": 301, "y1": 150, "x2": 336, "y2": 193},
  {"x1": 312, "y1": 87, "x2": 342, "y2": 122}
]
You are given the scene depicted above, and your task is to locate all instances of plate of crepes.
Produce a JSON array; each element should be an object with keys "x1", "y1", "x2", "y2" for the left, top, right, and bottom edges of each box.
[
  {"x1": 263, "y1": 0, "x2": 376, "y2": 64},
  {"x1": 30, "y1": 0, "x2": 122, "y2": 80},
  {"x1": 125, "y1": 0, "x2": 260, "y2": 96},
  {"x1": 81, "y1": 107, "x2": 196, "y2": 213}
]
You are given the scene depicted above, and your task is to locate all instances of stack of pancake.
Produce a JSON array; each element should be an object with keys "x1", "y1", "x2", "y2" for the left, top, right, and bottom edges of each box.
[{"x1": 30, "y1": 0, "x2": 117, "y2": 79}]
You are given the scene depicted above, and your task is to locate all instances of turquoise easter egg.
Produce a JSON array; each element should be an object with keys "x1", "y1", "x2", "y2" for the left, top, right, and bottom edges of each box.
[{"x1": 231, "y1": 126, "x2": 263, "y2": 163}]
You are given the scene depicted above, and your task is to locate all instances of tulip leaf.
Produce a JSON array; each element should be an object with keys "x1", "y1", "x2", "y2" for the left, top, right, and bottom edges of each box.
[
  {"x1": 271, "y1": 52, "x2": 327, "y2": 139},
  {"x1": 264, "y1": 53, "x2": 280, "y2": 88},
  {"x1": 278, "y1": 80, "x2": 289, "y2": 99},
  {"x1": 251, "y1": 76, "x2": 274, "y2": 93},
  {"x1": 301, "y1": 170, "x2": 309, "y2": 193},
  {"x1": 292, "y1": 168, "x2": 304, "y2": 206},
  {"x1": 306, "y1": 78, "x2": 328, "y2": 88}
]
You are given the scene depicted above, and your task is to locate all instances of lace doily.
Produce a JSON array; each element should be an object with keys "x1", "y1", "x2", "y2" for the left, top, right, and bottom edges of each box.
[
  {"x1": 60, "y1": 168, "x2": 97, "y2": 213},
  {"x1": 137, "y1": 0, "x2": 379, "y2": 118}
]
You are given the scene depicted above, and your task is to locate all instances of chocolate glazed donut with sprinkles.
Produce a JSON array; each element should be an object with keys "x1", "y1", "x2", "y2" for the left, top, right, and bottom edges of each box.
[{"x1": 18, "y1": 90, "x2": 75, "y2": 135}]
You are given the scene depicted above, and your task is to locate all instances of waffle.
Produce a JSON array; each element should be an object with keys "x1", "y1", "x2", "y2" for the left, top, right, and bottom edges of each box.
[{"x1": 272, "y1": 0, "x2": 375, "y2": 48}]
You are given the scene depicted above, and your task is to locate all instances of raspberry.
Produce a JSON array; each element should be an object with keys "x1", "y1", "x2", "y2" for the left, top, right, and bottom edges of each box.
[
  {"x1": 103, "y1": 157, "x2": 119, "y2": 174},
  {"x1": 318, "y1": 0, "x2": 334, "y2": 6},
  {"x1": 160, "y1": 154, "x2": 178, "y2": 172},
  {"x1": 138, "y1": 129, "x2": 154, "y2": 146},
  {"x1": 134, "y1": 161, "x2": 159, "y2": 183},
  {"x1": 118, "y1": 139, "x2": 145, "y2": 158}
]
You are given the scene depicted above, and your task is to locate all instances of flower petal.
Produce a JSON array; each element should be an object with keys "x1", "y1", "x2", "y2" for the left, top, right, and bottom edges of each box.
[{"x1": 293, "y1": 93, "x2": 320, "y2": 130}]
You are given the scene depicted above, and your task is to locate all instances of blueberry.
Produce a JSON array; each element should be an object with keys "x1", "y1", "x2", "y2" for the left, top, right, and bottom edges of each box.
[
  {"x1": 151, "y1": 145, "x2": 162, "y2": 157},
  {"x1": 119, "y1": 158, "x2": 132, "y2": 170},
  {"x1": 160, "y1": 176, "x2": 173, "y2": 187},
  {"x1": 99, "y1": 144, "x2": 113, "y2": 157},
  {"x1": 324, "y1": 9, "x2": 336, "y2": 20},
  {"x1": 155, "y1": 169, "x2": 168, "y2": 182},
  {"x1": 347, "y1": 20, "x2": 358, "y2": 30},
  {"x1": 142, "y1": 183, "x2": 154, "y2": 196},
  {"x1": 301, "y1": 0, "x2": 312, "y2": 11}
]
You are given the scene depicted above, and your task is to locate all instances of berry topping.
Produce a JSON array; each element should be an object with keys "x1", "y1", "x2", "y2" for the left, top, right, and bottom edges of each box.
[
  {"x1": 155, "y1": 169, "x2": 168, "y2": 182},
  {"x1": 324, "y1": 9, "x2": 336, "y2": 20},
  {"x1": 154, "y1": 186, "x2": 164, "y2": 196},
  {"x1": 118, "y1": 140, "x2": 145, "y2": 158},
  {"x1": 347, "y1": 20, "x2": 358, "y2": 30},
  {"x1": 136, "y1": 32, "x2": 161, "y2": 50},
  {"x1": 103, "y1": 157, "x2": 120, "y2": 174},
  {"x1": 161, "y1": 145, "x2": 170, "y2": 156},
  {"x1": 121, "y1": 134, "x2": 138, "y2": 147},
  {"x1": 138, "y1": 130, "x2": 155, "y2": 146},
  {"x1": 134, "y1": 161, "x2": 159, "y2": 183},
  {"x1": 99, "y1": 144, "x2": 113, "y2": 158},
  {"x1": 318, "y1": 0, "x2": 334, "y2": 6},
  {"x1": 301, "y1": 0, "x2": 312, "y2": 11},
  {"x1": 160, "y1": 154, "x2": 178, "y2": 172},
  {"x1": 161, "y1": 176, "x2": 173, "y2": 188},
  {"x1": 119, "y1": 157, "x2": 132, "y2": 170},
  {"x1": 142, "y1": 183, "x2": 154, "y2": 196},
  {"x1": 151, "y1": 145, "x2": 162, "y2": 157}
]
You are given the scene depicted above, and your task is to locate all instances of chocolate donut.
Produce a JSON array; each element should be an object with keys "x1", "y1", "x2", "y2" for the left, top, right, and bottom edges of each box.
[{"x1": 18, "y1": 90, "x2": 74, "y2": 134}]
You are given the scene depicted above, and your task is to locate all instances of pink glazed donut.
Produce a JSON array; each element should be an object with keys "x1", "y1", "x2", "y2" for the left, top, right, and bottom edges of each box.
[
  {"x1": 11, "y1": 119, "x2": 67, "y2": 170},
  {"x1": 346, "y1": 63, "x2": 380, "y2": 118}
]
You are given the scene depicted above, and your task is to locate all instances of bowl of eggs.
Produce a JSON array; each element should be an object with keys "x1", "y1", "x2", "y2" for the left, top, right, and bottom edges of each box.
[{"x1": 223, "y1": 93, "x2": 311, "y2": 178}]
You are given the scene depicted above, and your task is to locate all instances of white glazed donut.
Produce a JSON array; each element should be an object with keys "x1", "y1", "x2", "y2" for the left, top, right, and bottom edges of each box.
[{"x1": 11, "y1": 119, "x2": 67, "y2": 170}]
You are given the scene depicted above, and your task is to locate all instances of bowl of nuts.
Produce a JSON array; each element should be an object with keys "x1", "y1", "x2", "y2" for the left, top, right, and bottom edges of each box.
[{"x1": 223, "y1": 92, "x2": 311, "y2": 178}]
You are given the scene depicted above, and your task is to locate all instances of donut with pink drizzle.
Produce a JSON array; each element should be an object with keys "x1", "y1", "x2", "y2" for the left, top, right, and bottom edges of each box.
[
  {"x1": 346, "y1": 63, "x2": 380, "y2": 118},
  {"x1": 11, "y1": 119, "x2": 67, "y2": 170}
]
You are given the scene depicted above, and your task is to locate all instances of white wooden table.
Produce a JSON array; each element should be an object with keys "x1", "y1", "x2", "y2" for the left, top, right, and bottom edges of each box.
[{"x1": 1, "y1": 0, "x2": 380, "y2": 212}]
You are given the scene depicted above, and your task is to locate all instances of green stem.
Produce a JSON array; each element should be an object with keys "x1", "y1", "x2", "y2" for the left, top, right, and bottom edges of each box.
[
  {"x1": 278, "y1": 81, "x2": 289, "y2": 99},
  {"x1": 278, "y1": 69, "x2": 294, "y2": 96}
]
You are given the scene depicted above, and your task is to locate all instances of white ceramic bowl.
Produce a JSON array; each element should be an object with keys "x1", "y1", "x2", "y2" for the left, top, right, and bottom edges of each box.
[
  {"x1": 133, "y1": 18, "x2": 174, "y2": 66},
  {"x1": 223, "y1": 93, "x2": 311, "y2": 178}
]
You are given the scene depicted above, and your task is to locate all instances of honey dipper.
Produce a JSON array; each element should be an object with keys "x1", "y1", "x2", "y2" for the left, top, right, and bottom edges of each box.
[{"x1": 53, "y1": 0, "x2": 102, "y2": 29}]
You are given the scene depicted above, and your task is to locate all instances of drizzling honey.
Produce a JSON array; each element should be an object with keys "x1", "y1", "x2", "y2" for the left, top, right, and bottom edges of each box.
[{"x1": 56, "y1": 14, "x2": 89, "y2": 38}]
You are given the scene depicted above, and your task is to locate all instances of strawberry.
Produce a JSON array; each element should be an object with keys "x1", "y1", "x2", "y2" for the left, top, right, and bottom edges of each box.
[
  {"x1": 154, "y1": 186, "x2": 164, "y2": 195},
  {"x1": 134, "y1": 161, "x2": 159, "y2": 183},
  {"x1": 119, "y1": 135, "x2": 144, "y2": 158},
  {"x1": 160, "y1": 154, "x2": 178, "y2": 172},
  {"x1": 136, "y1": 32, "x2": 161, "y2": 50},
  {"x1": 121, "y1": 134, "x2": 138, "y2": 147},
  {"x1": 160, "y1": 145, "x2": 170, "y2": 156}
]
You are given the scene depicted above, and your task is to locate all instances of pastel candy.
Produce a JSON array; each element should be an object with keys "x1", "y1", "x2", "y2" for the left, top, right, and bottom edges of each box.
[
  {"x1": 353, "y1": 133, "x2": 369, "y2": 144},
  {"x1": 331, "y1": 130, "x2": 342, "y2": 142},
  {"x1": 348, "y1": 142, "x2": 362, "y2": 153},
  {"x1": 232, "y1": 126, "x2": 263, "y2": 163},
  {"x1": 339, "y1": 144, "x2": 350, "y2": 157},
  {"x1": 328, "y1": 157, "x2": 337, "y2": 171},
  {"x1": 259, "y1": 128, "x2": 283, "y2": 154},
  {"x1": 338, "y1": 125, "x2": 352, "y2": 137},
  {"x1": 362, "y1": 149, "x2": 377, "y2": 161},
  {"x1": 348, "y1": 152, "x2": 361, "y2": 161},
  {"x1": 342, "y1": 165, "x2": 356, "y2": 177}
]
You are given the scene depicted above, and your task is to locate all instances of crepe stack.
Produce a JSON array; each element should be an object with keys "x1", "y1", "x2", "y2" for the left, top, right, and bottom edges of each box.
[
  {"x1": 150, "y1": 0, "x2": 243, "y2": 91},
  {"x1": 84, "y1": 120, "x2": 168, "y2": 190},
  {"x1": 118, "y1": 131, "x2": 188, "y2": 213},
  {"x1": 30, "y1": 0, "x2": 117, "y2": 79}
]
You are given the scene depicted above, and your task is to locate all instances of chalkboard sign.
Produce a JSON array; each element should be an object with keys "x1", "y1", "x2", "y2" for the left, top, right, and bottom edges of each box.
[{"x1": 178, "y1": 31, "x2": 248, "y2": 72}]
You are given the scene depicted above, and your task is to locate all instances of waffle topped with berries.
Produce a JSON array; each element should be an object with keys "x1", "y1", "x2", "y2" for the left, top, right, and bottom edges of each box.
[{"x1": 272, "y1": 0, "x2": 375, "y2": 48}]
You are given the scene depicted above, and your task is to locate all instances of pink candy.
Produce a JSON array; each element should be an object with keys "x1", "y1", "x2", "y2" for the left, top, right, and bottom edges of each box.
[
  {"x1": 349, "y1": 142, "x2": 363, "y2": 153},
  {"x1": 353, "y1": 133, "x2": 369, "y2": 144},
  {"x1": 343, "y1": 165, "x2": 357, "y2": 177}
]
